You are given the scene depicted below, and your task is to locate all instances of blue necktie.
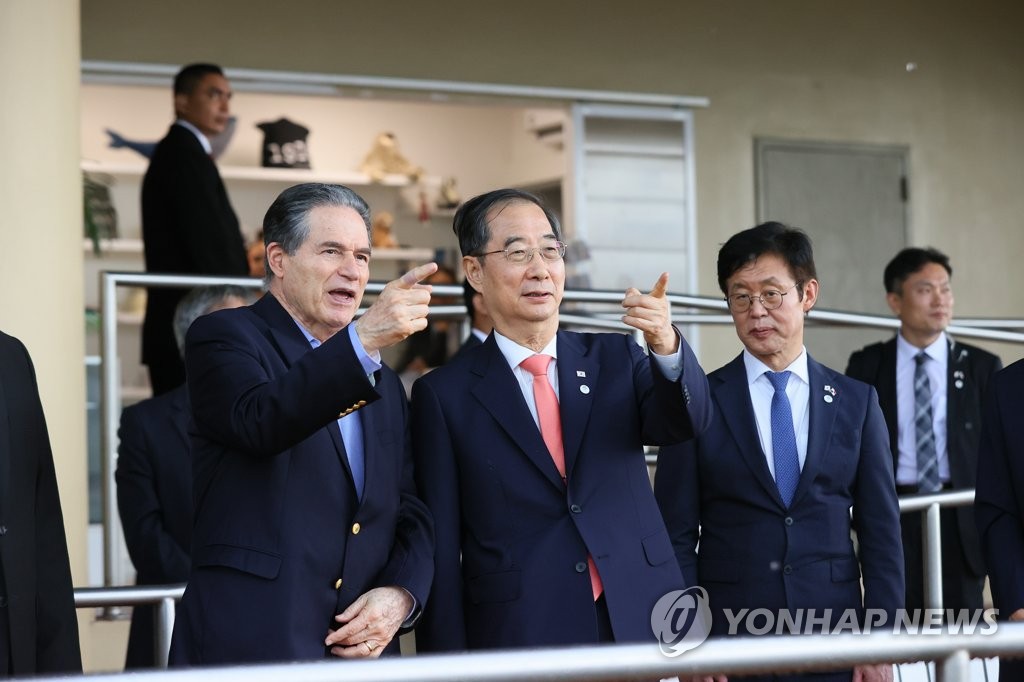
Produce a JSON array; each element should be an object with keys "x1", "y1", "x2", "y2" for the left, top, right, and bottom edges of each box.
[
  {"x1": 914, "y1": 352, "x2": 941, "y2": 493},
  {"x1": 767, "y1": 371, "x2": 800, "y2": 507}
]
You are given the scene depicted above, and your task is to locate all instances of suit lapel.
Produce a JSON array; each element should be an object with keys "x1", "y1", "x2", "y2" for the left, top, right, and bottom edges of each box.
[
  {"x1": 0, "y1": 363, "x2": 10, "y2": 518},
  {"x1": 793, "y1": 357, "x2": 838, "y2": 507},
  {"x1": 715, "y1": 356, "x2": 784, "y2": 506},
  {"x1": 879, "y1": 339, "x2": 900, "y2": 468},
  {"x1": 257, "y1": 294, "x2": 353, "y2": 479},
  {"x1": 946, "y1": 338, "x2": 970, "y2": 485},
  {"x1": 556, "y1": 332, "x2": 598, "y2": 481},
  {"x1": 471, "y1": 337, "x2": 565, "y2": 490}
]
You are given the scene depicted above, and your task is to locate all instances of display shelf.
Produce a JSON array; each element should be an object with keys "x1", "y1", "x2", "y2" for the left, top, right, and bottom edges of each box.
[
  {"x1": 81, "y1": 159, "x2": 420, "y2": 188},
  {"x1": 83, "y1": 238, "x2": 432, "y2": 261}
]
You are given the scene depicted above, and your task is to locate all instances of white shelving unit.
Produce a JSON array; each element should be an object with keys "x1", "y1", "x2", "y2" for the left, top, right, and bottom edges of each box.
[{"x1": 83, "y1": 158, "x2": 440, "y2": 407}]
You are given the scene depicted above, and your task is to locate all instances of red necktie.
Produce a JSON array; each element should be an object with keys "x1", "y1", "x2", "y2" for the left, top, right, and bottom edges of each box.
[{"x1": 520, "y1": 354, "x2": 604, "y2": 600}]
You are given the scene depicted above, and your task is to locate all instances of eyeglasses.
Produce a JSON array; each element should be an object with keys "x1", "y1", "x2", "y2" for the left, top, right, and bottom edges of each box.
[
  {"x1": 725, "y1": 284, "x2": 798, "y2": 313},
  {"x1": 476, "y1": 241, "x2": 567, "y2": 264}
]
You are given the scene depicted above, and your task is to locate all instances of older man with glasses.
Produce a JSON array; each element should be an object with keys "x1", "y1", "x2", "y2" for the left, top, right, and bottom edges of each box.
[{"x1": 410, "y1": 187, "x2": 711, "y2": 652}]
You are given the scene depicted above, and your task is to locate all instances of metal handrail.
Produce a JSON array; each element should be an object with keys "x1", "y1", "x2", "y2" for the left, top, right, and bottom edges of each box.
[
  {"x1": 38, "y1": 623, "x2": 1024, "y2": 681},
  {"x1": 75, "y1": 585, "x2": 185, "y2": 668}
]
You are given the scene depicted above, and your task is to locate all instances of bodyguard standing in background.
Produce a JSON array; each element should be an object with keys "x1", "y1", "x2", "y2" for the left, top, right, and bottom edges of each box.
[
  {"x1": 141, "y1": 62, "x2": 249, "y2": 395},
  {"x1": 846, "y1": 247, "x2": 1000, "y2": 613}
]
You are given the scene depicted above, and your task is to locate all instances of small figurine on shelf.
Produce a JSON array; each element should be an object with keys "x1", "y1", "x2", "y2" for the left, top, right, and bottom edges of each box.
[
  {"x1": 256, "y1": 117, "x2": 311, "y2": 169},
  {"x1": 437, "y1": 176, "x2": 461, "y2": 210},
  {"x1": 371, "y1": 211, "x2": 399, "y2": 249},
  {"x1": 105, "y1": 116, "x2": 238, "y2": 160},
  {"x1": 418, "y1": 191, "x2": 430, "y2": 224},
  {"x1": 359, "y1": 131, "x2": 423, "y2": 182}
]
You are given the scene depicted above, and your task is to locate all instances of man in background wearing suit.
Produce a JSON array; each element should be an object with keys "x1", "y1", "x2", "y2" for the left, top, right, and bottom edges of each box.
[
  {"x1": 412, "y1": 188, "x2": 710, "y2": 651},
  {"x1": 655, "y1": 223, "x2": 902, "y2": 682},
  {"x1": 169, "y1": 183, "x2": 436, "y2": 665},
  {"x1": 846, "y1": 247, "x2": 1000, "y2": 614},
  {"x1": 976, "y1": 359, "x2": 1024, "y2": 682},
  {"x1": 451, "y1": 277, "x2": 493, "y2": 360},
  {"x1": 141, "y1": 62, "x2": 249, "y2": 395},
  {"x1": 116, "y1": 284, "x2": 252, "y2": 668},
  {"x1": 0, "y1": 331, "x2": 81, "y2": 675}
]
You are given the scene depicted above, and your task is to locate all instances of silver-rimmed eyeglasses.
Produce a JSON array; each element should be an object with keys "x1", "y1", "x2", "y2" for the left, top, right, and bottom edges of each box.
[
  {"x1": 476, "y1": 241, "x2": 567, "y2": 264},
  {"x1": 725, "y1": 284, "x2": 798, "y2": 313}
]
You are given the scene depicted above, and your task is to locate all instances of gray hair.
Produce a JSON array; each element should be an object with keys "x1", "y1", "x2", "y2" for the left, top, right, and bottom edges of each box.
[
  {"x1": 261, "y1": 183, "x2": 372, "y2": 285},
  {"x1": 173, "y1": 285, "x2": 254, "y2": 357}
]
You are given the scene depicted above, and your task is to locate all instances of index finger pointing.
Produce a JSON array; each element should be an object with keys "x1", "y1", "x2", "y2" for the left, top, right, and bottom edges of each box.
[
  {"x1": 649, "y1": 272, "x2": 669, "y2": 299},
  {"x1": 397, "y1": 262, "x2": 439, "y2": 289}
]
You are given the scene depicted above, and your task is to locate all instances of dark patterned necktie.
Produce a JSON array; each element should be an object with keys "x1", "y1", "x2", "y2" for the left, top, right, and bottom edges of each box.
[{"x1": 914, "y1": 352, "x2": 941, "y2": 493}]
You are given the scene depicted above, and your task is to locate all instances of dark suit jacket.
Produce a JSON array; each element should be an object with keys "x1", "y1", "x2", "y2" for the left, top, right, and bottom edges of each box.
[
  {"x1": 141, "y1": 123, "x2": 248, "y2": 388},
  {"x1": 655, "y1": 354, "x2": 904, "y2": 638},
  {"x1": 975, "y1": 359, "x2": 1024, "y2": 682},
  {"x1": 411, "y1": 331, "x2": 710, "y2": 651},
  {"x1": 0, "y1": 332, "x2": 81, "y2": 674},
  {"x1": 976, "y1": 358, "x2": 1024, "y2": 616},
  {"x1": 845, "y1": 336, "x2": 1001, "y2": 576},
  {"x1": 450, "y1": 331, "x2": 484, "y2": 362},
  {"x1": 116, "y1": 385, "x2": 192, "y2": 668},
  {"x1": 168, "y1": 294, "x2": 434, "y2": 665}
]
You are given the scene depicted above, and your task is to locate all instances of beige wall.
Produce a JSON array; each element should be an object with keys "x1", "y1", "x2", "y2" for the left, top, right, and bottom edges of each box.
[
  {"x1": 0, "y1": 0, "x2": 97, "y2": 666},
  {"x1": 80, "y1": 0, "x2": 1024, "y2": 368}
]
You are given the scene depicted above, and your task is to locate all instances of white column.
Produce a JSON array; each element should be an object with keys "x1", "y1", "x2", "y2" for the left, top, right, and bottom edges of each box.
[{"x1": 0, "y1": 0, "x2": 93, "y2": 665}]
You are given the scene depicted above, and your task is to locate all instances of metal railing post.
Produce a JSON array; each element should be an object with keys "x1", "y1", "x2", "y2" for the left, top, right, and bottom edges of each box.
[
  {"x1": 155, "y1": 596, "x2": 176, "y2": 668},
  {"x1": 936, "y1": 649, "x2": 971, "y2": 682},
  {"x1": 924, "y1": 501, "x2": 944, "y2": 613}
]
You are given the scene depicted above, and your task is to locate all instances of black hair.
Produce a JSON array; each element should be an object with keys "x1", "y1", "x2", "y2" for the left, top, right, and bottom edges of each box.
[
  {"x1": 883, "y1": 247, "x2": 952, "y2": 294},
  {"x1": 716, "y1": 221, "x2": 817, "y2": 297},
  {"x1": 173, "y1": 63, "x2": 224, "y2": 95}
]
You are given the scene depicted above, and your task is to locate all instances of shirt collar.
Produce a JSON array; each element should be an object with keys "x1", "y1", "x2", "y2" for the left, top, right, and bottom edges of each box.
[
  {"x1": 493, "y1": 330, "x2": 558, "y2": 371},
  {"x1": 175, "y1": 119, "x2": 213, "y2": 155},
  {"x1": 742, "y1": 347, "x2": 809, "y2": 387},
  {"x1": 896, "y1": 330, "x2": 948, "y2": 364}
]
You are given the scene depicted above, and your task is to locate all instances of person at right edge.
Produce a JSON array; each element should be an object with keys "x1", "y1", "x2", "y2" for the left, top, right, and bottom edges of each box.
[
  {"x1": 655, "y1": 222, "x2": 903, "y2": 682},
  {"x1": 141, "y1": 63, "x2": 249, "y2": 395},
  {"x1": 976, "y1": 359, "x2": 1024, "y2": 682},
  {"x1": 846, "y1": 247, "x2": 1000, "y2": 616}
]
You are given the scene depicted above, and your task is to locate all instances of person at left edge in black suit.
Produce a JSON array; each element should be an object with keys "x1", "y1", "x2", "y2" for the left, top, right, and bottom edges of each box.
[
  {"x1": 846, "y1": 247, "x2": 1001, "y2": 615},
  {"x1": 116, "y1": 284, "x2": 253, "y2": 669},
  {"x1": 169, "y1": 183, "x2": 436, "y2": 665},
  {"x1": 141, "y1": 63, "x2": 249, "y2": 396},
  {"x1": 0, "y1": 331, "x2": 81, "y2": 676}
]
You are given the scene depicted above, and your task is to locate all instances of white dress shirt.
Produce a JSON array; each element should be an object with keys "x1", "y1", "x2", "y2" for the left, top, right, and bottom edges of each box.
[{"x1": 743, "y1": 348, "x2": 811, "y2": 478}]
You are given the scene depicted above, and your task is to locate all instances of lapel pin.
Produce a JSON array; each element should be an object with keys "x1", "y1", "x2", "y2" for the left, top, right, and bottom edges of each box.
[
  {"x1": 577, "y1": 370, "x2": 586, "y2": 377},
  {"x1": 824, "y1": 385, "x2": 836, "y2": 396},
  {"x1": 579, "y1": 385, "x2": 591, "y2": 395},
  {"x1": 823, "y1": 395, "x2": 834, "y2": 404},
  {"x1": 955, "y1": 380, "x2": 964, "y2": 389},
  {"x1": 954, "y1": 370, "x2": 965, "y2": 379}
]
